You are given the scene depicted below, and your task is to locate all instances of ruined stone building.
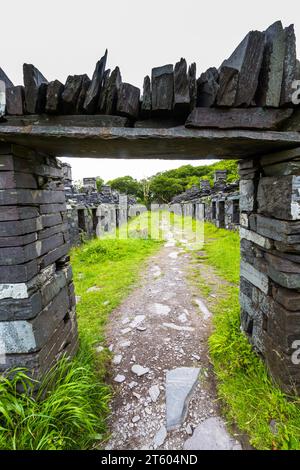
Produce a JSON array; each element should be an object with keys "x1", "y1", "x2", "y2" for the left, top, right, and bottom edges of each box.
[
  {"x1": 171, "y1": 170, "x2": 240, "y2": 230},
  {"x1": 1, "y1": 19, "x2": 300, "y2": 394},
  {"x1": 61, "y1": 163, "x2": 140, "y2": 245}
]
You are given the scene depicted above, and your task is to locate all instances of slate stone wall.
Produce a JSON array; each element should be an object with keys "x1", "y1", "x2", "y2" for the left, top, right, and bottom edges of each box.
[
  {"x1": 239, "y1": 149, "x2": 300, "y2": 393},
  {"x1": 171, "y1": 170, "x2": 240, "y2": 230},
  {"x1": 205, "y1": 194, "x2": 240, "y2": 230},
  {"x1": 2, "y1": 21, "x2": 300, "y2": 133},
  {"x1": 0, "y1": 143, "x2": 78, "y2": 378}
]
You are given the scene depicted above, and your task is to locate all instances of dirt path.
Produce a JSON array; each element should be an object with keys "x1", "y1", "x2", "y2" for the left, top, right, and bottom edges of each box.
[{"x1": 105, "y1": 233, "x2": 242, "y2": 450}]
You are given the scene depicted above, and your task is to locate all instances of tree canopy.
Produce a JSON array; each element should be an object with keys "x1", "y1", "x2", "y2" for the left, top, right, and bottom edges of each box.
[
  {"x1": 146, "y1": 160, "x2": 238, "y2": 204},
  {"x1": 106, "y1": 176, "x2": 143, "y2": 199}
]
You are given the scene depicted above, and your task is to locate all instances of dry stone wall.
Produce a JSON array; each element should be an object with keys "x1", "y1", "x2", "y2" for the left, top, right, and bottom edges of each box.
[
  {"x1": 171, "y1": 172, "x2": 240, "y2": 231},
  {"x1": 1, "y1": 20, "x2": 300, "y2": 133},
  {"x1": 239, "y1": 149, "x2": 300, "y2": 393},
  {"x1": 62, "y1": 168, "x2": 140, "y2": 246},
  {"x1": 0, "y1": 144, "x2": 78, "y2": 377}
]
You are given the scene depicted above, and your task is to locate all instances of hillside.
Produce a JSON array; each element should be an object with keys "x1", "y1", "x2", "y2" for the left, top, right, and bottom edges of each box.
[{"x1": 107, "y1": 160, "x2": 239, "y2": 204}]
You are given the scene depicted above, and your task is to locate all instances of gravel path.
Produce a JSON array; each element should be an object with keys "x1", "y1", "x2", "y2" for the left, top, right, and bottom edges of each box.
[{"x1": 105, "y1": 232, "x2": 242, "y2": 450}]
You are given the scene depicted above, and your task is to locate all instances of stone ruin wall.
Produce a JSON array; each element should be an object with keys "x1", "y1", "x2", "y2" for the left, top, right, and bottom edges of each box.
[
  {"x1": 0, "y1": 144, "x2": 78, "y2": 378},
  {"x1": 239, "y1": 148, "x2": 300, "y2": 394},
  {"x1": 1, "y1": 19, "x2": 300, "y2": 394},
  {"x1": 171, "y1": 170, "x2": 240, "y2": 231},
  {"x1": 61, "y1": 163, "x2": 143, "y2": 246}
]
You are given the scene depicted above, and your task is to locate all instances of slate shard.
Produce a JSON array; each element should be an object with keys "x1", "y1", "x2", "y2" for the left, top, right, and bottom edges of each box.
[
  {"x1": 46, "y1": 80, "x2": 64, "y2": 114},
  {"x1": 117, "y1": 82, "x2": 140, "y2": 120},
  {"x1": 256, "y1": 21, "x2": 285, "y2": 108},
  {"x1": 6, "y1": 86, "x2": 25, "y2": 115},
  {"x1": 62, "y1": 75, "x2": 85, "y2": 114},
  {"x1": 188, "y1": 62, "x2": 197, "y2": 110},
  {"x1": 98, "y1": 69, "x2": 111, "y2": 113},
  {"x1": 174, "y1": 58, "x2": 190, "y2": 116},
  {"x1": 101, "y1": 67, "x2": 122, "y2": 115},
  {"x1": 217, "y1": 31, "x2": 265, "y2": 107},
  {"x1": 216, "y1": 66, "x2": 239, "y2": 107},
  {"x1": 23, "y1": 64, "x2": 48, "y2": 114},
  {"x1": 76, "y1": 74, "x2": 91, "y2": 114},
  {"x1": 0, "y1": 68, "x2": 14, "y2": 89},
  {"x1": 151, "y1": 64, "x2": 174, "y2": 115},
  {"x1": 280, "y1": 24, "x2": 297, "y2": 106},
  {"x1": 197, "y1": 67, "x2": 219, "y2": 107},
  {"x1": 141, "y1": 75, "x2": 151, "y2": 117},
  {"x1": 84, "y1": 50, "x2": 108, "y2": 113}
]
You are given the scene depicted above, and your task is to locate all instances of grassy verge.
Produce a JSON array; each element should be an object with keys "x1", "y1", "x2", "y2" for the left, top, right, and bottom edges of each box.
[
  {"x1": 0, "y1": 344, "x2": 110, "y2": 450},
  {"x1": 72, "y1": 236, "x2": 161, "y2": 346},
  {"x1": 200, "y1": 223, "x2": 300, "y2": 450},
  {"x1": 0, "y1": 222, "x2": 161, "y2": 450}
]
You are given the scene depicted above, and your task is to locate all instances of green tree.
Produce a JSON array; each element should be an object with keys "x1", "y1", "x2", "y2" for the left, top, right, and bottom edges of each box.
[
  {"x1": 146, "y1": 160, "x2": 238, "y2": 203},
  {"x1": 149, "y1": 176, "x2": 184, "y2": 203},
  {"x1": 107, "y1": 176, "x2": 143, "y2": 198},
  {"x1": 140, "y1": 178, "x2": 151, "y2": 206}
]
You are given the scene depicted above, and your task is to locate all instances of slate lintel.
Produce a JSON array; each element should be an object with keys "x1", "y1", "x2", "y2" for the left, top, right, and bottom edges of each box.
[{"x1": 0, "y1": 121, "x2": 300, "y2": 159}]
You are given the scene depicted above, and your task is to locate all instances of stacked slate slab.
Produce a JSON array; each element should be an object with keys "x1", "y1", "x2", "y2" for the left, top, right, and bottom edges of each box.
[
  {"x1": 0, "y1": 143, "x2": 78, "y2": 378},
  {"x1": 239, "y1": 148, "x2": 300, "y2": 393},
  {"x1": 0, "y1": 20, "x2": 299, "y2": 130},
  {"x1": 61, "y1": 164, "x2": 137, "y2": 246}
]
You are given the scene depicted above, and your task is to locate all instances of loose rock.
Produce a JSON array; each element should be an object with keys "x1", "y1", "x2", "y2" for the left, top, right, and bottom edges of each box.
[
  {"x1": 183, "y1": 417, "x2": 242, "y2": 450},
  {"x1": 153, "y1": 425, "x2": 167, "y2": 448},
  {"x1": 114, "y1": 374, "x2": 126, "y2": 383},
  {"x1": 131, "y1": 365, "x2": 150, "y2": 377},
  {"x1": 149, "y1": 384, "x2": 160, "y2": 402}
]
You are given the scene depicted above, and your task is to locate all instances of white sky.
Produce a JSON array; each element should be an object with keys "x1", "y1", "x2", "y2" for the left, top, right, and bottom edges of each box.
[{"x1": 2, "y1": 0, "x2": 300, "y2": 181}]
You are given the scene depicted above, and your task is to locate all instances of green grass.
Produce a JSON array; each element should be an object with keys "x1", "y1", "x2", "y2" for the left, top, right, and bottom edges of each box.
[
  {"x1": 0, "y1": 219, "x2": 161, "y2": 450},
  {"x1": 200, "y1": 223, "x2": 300, "y2": 450},
  {"x1": 203, "y1": 223, "x2": 240, "y2": 284},
  {"x1": 72, "y1": 236, "x2": 161, "y2": 345},
  {"x1": 0, "y1": 342, "x2": 110, "y2": 450}
]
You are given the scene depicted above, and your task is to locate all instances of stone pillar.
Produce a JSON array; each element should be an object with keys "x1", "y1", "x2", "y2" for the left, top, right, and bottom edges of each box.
[
  {"x1": 239, "y1": 148, "x2": 300, "y2": 394},
  {"x1": 82, "y1": 177, "x2": 97, "y2": 193},
  {"x1": 200, "y1": 179, "x2": 211, "y2": 191},
  {"x1": 214, "y1": 170, "x2": 227, "y2": 190},
  {"x1": 0, "y1": 143, "x2": 78, "y2": 378}
]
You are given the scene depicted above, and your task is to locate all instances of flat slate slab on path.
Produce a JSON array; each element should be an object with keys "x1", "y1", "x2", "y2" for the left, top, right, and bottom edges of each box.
[
  {"x1": 183, "y1": 417, "x2": 242, "y2": 450},
  {"x1": 166, "y1": 367, "x2": 200, "y2": 431}
]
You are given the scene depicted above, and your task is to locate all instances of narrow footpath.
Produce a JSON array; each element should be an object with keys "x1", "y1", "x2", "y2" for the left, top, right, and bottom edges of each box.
[{"x1": 105, "y1": 231, "x2": 242, "y2": 450}]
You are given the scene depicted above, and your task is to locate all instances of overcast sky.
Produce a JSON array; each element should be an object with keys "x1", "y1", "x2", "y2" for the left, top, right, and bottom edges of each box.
[{"x1": 2, "y1": 0, "x2": 299, "y2": 181}]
